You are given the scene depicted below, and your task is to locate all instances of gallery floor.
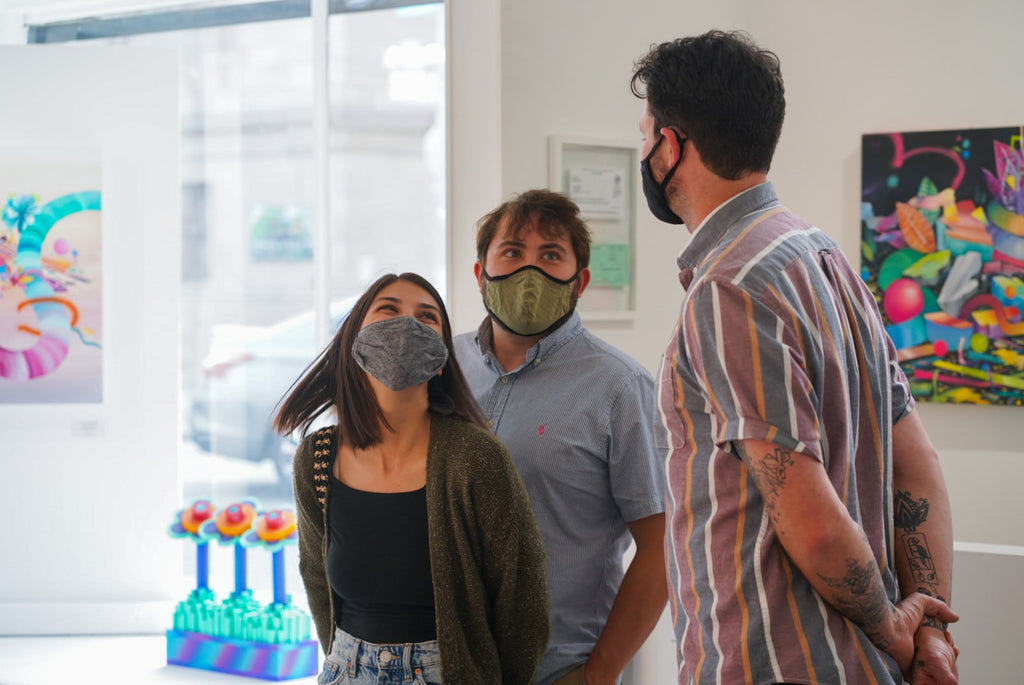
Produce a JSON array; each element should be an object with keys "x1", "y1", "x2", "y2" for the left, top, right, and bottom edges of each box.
[{"x1": 0, "y1": 634, "x2": 318, "y2": 685}]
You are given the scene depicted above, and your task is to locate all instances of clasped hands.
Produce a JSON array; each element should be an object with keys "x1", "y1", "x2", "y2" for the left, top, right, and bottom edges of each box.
[{"x1": 883, "y1": 592, "x2": 958, "y2": 685}]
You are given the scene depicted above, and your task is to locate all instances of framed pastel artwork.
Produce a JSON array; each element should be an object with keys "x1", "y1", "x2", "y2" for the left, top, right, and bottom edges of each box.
[{"x1": 0, "y1": 154, "x2": 102, "y2": 404}]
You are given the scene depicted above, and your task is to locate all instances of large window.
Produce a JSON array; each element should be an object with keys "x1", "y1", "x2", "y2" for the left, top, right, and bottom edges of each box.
[{"x1": 30, "y1": 0, "x2": 445, "y2": 599}]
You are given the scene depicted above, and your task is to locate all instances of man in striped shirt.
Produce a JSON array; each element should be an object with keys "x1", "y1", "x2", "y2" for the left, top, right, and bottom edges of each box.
[{"x1": 631, "y1": 31, "x2": 958, "y2": 684}]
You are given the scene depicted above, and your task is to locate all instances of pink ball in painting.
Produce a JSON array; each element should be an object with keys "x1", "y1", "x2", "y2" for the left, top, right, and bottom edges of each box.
[
  {"x1": 883, "y1": 277, "x2": 924, "y2": 324},
  {"x1": 53, "y1": 238, "x2": 70, "y2": 255}
]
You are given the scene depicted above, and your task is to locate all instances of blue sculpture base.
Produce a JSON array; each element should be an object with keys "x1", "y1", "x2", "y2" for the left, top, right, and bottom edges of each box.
[{"x1": 166, "y1": 629, "x2": 319, "y2": 681}]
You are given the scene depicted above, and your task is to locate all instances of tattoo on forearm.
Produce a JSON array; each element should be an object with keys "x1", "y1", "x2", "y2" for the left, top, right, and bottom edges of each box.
[
  {"x1": 818, "y1": 557, "x2": 891, "y2": 646},
  {"x1": 894, "y1": 489, "x2": 943, "y2": 597},
  {"x1": 895, "y1": 490, "x2": 948, "y2": 630},
  {"x1": 894, "y1": 490, "x2": 929, "y2": 531},
  {"x1": 901, "y1": 531, "x2": 939, "y2": 592},
  {"x1": 902, "y1": 532, "x2": 947, "y2": 630}
]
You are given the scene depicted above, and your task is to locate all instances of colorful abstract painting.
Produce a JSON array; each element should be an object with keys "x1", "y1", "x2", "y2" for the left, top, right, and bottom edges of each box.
[
  {"x1": 0, "y1": 157, "x2": 102, "y2": 403},
  {"x1": 861, "y1": 127, "x2": 1024, "y2": 406}
]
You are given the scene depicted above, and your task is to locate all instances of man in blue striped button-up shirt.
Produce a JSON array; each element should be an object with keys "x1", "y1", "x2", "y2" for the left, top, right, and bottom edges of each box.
[{"x1": 454, "y1": 189, "x2": 668, "y2": 685}]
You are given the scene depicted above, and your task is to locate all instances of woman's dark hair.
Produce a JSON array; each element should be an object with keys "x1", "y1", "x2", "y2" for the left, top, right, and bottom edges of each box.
[
  {"x1": 631, "y1": 30, "x2": 785, "y2": 180},
  {"x1": 273, "y1": 272, "x2": 486, "y2": 448}
]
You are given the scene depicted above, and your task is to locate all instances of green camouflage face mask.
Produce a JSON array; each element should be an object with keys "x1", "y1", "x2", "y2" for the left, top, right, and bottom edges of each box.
[{"x1": 482, "y1": 265, "x2": 578, "y2": 336}]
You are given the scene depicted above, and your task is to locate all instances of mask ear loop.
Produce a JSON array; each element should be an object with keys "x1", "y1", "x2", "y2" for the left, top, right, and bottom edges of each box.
[{"x1": 651, "y1": 129, "x2": 687, "y2": 191}]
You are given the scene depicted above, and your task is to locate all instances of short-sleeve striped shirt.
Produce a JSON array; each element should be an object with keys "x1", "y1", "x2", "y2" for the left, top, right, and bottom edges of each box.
[
  {"x1": 658, "y1": 183, "x2": 913, "y2": 684},
  {"x1": 455, "y1": 312, "x2": 665, "y2": 684}
]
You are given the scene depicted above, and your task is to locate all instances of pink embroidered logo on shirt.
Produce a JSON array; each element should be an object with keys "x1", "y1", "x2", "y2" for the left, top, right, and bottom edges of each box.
[{"x1": 537, "y1": 424, "x2": 545, "y2": 436}]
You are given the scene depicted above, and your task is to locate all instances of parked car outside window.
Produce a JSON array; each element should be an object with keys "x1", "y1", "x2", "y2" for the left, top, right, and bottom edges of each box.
[{"x1": 187, "y1": 299, "x2": 355, "y2": 490}]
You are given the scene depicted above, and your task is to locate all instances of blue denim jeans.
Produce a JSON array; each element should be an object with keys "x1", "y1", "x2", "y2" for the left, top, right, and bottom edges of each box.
[{"x1": 318, "y1": 627, "x2": 444, "y2": 684}]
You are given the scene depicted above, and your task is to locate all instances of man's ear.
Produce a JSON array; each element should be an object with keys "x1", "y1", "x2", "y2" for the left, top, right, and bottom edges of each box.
[
  {"x1": 575, "y1": 268, "x2": 591, "y2": 298},
  {"x1": 659, "y1": 127, "x2": 683, "y2": 167},
  {"x1": 473, "y1": 260, "x2": 484, "y2": 293}
]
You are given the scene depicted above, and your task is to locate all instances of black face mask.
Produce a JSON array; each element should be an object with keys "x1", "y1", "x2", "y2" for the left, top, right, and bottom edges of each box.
[{"x1": 640, "y1": 131, "x2": 686, "y2": 225}]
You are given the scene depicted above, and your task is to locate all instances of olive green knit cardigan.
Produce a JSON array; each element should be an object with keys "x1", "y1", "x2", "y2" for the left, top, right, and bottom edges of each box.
[{"x1": 293, "y1": 413, "x2": 550, "y2": 684}]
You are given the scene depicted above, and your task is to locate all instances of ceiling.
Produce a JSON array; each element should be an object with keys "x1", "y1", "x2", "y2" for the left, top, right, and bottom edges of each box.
[{"x1": 0, "y1": 1, "x2": 237, "y2": 23}]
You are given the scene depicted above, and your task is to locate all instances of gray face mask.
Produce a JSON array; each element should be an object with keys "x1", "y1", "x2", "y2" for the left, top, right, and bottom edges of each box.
[{"x1": 352, "y1": 316, "x2": 448, "y2": 391}]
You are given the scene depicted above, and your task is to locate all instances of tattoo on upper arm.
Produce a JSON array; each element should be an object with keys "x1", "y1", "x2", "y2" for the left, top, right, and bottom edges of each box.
[{"x1": 736, "y1": 442, "x2": 795, "y2": 504}]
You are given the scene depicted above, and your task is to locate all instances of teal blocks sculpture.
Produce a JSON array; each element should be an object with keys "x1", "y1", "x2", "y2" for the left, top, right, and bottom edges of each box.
[{"x1": 167, "y1": 499, "x2": 319, "y2": 680}]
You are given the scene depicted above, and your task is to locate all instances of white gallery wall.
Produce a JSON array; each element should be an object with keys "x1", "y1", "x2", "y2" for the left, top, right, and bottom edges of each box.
[
  {"x1": 0, "y1": 46, "x2": 180, "y2": 634},
  {"x1": 447, "y1": 0, "x2": 1024, "y2": 682},
  {"x1": 750, "y1": 0, "x2": 1024, "y2": 547}
]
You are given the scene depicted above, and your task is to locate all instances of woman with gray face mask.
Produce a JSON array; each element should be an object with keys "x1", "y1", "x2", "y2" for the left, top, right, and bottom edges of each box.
[{"x1": 274, "y1": 272, "x2": 550, "y2": 685}]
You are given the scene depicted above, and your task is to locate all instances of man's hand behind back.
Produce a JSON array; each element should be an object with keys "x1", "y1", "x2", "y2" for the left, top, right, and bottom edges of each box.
[{"x1": 909, "y1": 627, "x2": 958, "y2": 685}]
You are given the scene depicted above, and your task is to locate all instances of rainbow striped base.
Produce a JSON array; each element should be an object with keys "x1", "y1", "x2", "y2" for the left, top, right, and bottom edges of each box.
[{"x1": 166, "y1": 630, "x2": 319, "y2": 680}]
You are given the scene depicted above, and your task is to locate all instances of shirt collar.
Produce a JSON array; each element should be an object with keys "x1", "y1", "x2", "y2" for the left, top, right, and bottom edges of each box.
[
  {"x1": 475, "y1": 310, "x2": 584, "y2": 370},
  {"x1": 676, "y1": 182, "x2": 781, "y2": 276}
]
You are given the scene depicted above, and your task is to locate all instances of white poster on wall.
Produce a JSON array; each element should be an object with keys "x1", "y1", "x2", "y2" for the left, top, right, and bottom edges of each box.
[
  {"x1": 0, "y1": 45, "x2": 180, "y2": 635},
  {"x1": 568, "y1": 165, "x2": 627, "y2": 220}
]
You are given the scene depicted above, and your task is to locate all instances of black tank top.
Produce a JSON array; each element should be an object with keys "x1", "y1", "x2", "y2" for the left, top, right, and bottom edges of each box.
[{"x1": 327, "y1": 473, "x2": 436, "y2": 643}]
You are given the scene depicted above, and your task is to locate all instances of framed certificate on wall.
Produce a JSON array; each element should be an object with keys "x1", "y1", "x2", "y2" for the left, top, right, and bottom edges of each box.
[{"x1": 548, "y1": 135, "x2": 637, "y2": 322}]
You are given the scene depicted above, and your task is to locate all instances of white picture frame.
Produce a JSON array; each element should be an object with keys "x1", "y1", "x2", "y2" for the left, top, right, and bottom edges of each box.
[{"x1": 548, "y1": 135, "x2": 637, "y2": 322}]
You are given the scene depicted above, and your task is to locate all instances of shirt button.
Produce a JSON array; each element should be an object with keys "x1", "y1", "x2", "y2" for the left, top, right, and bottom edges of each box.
[
  {"x1": 501, "y1": 377, "x2": 509, "y2": 384},
  {"x1": 486, "y1": 420, "x2": 493, "y2": 427},
  {"x1": 534, "y1": 358, "x2": 541, "y2": 365}
]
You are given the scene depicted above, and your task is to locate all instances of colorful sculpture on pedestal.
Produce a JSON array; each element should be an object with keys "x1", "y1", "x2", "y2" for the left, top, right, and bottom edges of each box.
[{"x1": 167, "y1": 499, "x2": 319, "y2": 680}]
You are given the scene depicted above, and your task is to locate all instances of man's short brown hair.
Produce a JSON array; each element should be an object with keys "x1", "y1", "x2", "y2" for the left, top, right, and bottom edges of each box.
[{"x1": 476, "y1": 189, "x2": 591, "y2": 270}]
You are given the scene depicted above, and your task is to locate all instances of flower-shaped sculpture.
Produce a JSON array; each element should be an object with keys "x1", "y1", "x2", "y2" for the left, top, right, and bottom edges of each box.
[
  {"x1": 169, "y1": 500, "x2": 219, "y2": 634},
  {"x1": 242, "y1": 509, "x2": 299, "y2": 606},
  {"x1": 169, "y1": 499, "x2": 215, "y2": 540},
  {"x1": 243, "y1": 509, "x2": 298, "y2": 551},
  {"x1": 200, "y1": 499, "x2": 259, "y2": 599},
  {"x1": 166, "y1": 503, "x2": 316, "y2": 674},
  {"x1": 200, "y1": 499, "x2": 259, "y2": 544},
  {"x1": 169, "y1": 499, "x2": 216, "y2": 594},
  {"x1": 240, "y1": 508, "x2": 310, "y2": 643},
  {"x1": 198, "y1": 499, "x2": 261, "y2": 636}
]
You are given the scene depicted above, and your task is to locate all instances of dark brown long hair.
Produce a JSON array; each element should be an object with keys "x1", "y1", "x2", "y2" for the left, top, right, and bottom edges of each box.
[{"x1": 273, "y1": 272, "x2": 486, "y2": 449}]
